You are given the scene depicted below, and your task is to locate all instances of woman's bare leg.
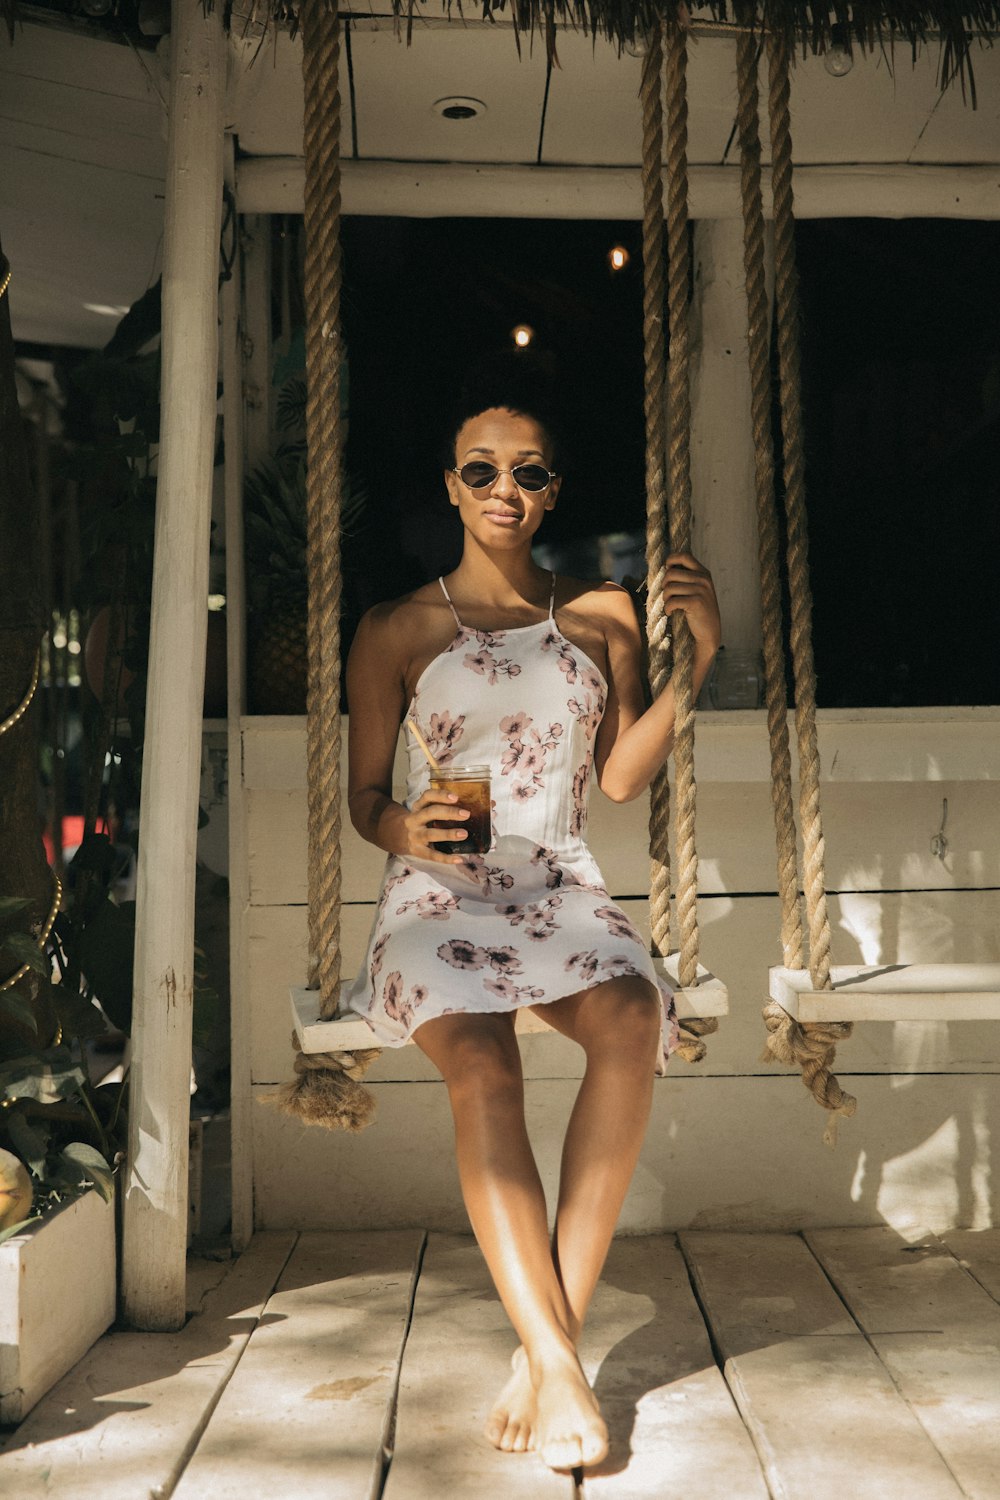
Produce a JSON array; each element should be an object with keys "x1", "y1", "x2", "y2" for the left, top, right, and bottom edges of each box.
[
  {"x1": 414, "y1": 1011, "x2": 608, "y2": 1470},
  {"x1": 487, "y1": 978, "x2": 661, "y2": 1448}
]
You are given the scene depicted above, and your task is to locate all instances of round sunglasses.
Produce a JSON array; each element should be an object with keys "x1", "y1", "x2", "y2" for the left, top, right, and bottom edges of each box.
[{"x1": 453, "y1": 461, "x2": 558, "y2": 494}]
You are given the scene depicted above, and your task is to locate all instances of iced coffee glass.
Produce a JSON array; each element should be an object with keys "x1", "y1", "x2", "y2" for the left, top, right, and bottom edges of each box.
[{"x1": 428, "y1": 765, "x2": 492, "y2": 855}]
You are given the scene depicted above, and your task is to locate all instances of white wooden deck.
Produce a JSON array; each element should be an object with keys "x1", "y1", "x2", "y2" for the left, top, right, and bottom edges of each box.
[{"x1": 3, "y1": 1227, "x2": 999, "y2": 1499}]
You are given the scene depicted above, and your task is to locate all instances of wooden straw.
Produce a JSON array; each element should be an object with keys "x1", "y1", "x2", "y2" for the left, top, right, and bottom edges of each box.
[{"x1": 407, "y1": 717, "x2": 441, "y2": 776}]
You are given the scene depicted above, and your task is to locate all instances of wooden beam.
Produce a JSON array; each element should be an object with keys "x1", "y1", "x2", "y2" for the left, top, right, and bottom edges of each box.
[
  {"x1": 236, "y1": 158, "x2": 1000, "y2": 220},
  {"x1": 770, "y1": 962, "x2": 1000, "y2": 1021},
  {"x1": 121, "y1": 0, "x2": 227, "y2": 1331}
]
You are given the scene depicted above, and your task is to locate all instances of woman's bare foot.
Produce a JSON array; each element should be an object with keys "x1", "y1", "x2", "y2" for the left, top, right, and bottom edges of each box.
[
  {"x1": 532, "y1": 1348, "x2": 608, "y2": 1472},
  {"x1": 484, "y1": 1346, "x2": 536, "y2": 1453}
]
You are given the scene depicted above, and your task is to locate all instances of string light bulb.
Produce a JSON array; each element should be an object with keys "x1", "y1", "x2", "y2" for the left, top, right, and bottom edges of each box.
[
  {"x1": 823, "y1": 22, "x2": 854, "y2": 76},
  {"x1": 512, "y1": 325, "x2": 534, "y2": 349},
  {"x1": 608, "y1": 245, "x2": 629, "y2": 272}
]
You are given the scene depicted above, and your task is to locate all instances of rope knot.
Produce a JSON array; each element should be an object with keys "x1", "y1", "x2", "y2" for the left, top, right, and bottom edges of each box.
[{"x1": 761, "y1": 999, "x2": 856, "y2": 1144}]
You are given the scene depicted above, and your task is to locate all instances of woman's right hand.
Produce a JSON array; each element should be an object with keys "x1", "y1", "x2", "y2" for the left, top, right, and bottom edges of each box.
[{"x1": 389, "y1": 789, "x2": 471, "y2": 864}]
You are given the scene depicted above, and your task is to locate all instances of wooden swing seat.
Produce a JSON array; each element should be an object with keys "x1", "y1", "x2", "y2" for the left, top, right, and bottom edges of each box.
[
  {"x1": 769, "y1": 963, "x2": 1000, "y2": 1023},
  {"x1": 291, "y1": 957, "x2": 728, "y2": 1054}
]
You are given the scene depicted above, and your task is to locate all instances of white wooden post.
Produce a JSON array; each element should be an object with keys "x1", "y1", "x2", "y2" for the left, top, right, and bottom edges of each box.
[
  {"x1": 221, "y1": 138, "x2": 255, "y2": 1253},
  {"x1": 121, "y1": 0, "x2": 227, "y2": 1330},
  {"x1": 690, "y1": 217, "x2": 774, "y2": 656}
]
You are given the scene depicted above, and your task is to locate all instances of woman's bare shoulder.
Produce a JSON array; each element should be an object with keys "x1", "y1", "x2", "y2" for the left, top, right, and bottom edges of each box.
[
  {"x1": 357, "y1": 582, "x2": 445, "y2": 634},
  {"x1": 559, "y1": 576, "x2": 639, "y2": 627}
]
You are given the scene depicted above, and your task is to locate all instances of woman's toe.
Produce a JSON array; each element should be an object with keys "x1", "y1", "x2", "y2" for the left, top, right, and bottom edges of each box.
[
  {"x1": 581, "y1": 1428, "x2": 608, "y2": 1466},
  {"x1": 541, "y1": 1436, "x2": 583, "y2": 1471}
]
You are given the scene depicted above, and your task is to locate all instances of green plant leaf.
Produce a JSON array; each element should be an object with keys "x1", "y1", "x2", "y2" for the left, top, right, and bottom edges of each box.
[
  {"x1": 0, "y1": 986, "x2": 39, "y2": 1035},
  {"x1": 1, "y1": 931, "x2": 47, "y2": 975},
  {"x1": 59, "y1": 1142, "x2": 115, "y2": 1203},
  {"x1": 52, "y1": 984, "x2": 111, "y2": 1046},
  {"x1": 0, "y1": 897, "x2": 31, "y2": 920},
  {"x1": 5, "y1": 1111, "x2": 50, "y2": 1178},
  {"x1": 78, "y1": 899, "x2": 135, "y2": 1033},
  {"x1": 0, "y1": 1215, "x2": 41, "y2": 1246},
  {"x1": 0, "y1": 1052, "x2": 88, "y2": 1103},
  {"x1": 71, "y1": 832, "x2": 117, "y2": 878}
]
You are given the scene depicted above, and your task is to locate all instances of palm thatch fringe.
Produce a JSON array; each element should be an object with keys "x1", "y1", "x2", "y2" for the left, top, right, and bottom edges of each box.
[
  {"x1": 3, "y1": 1, "x2": 997, "y2": 96},
  {"x1": 325, "y1": 0, "x2": 995, "y2": 94},
  {"x1": 301, "y1": 0, "x2": 997, "y2": 96}
]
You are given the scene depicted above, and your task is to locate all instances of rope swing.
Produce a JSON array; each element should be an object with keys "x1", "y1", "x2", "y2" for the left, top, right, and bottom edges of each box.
[
  {"x1": 731, "y1": 23, "x2": 854, "y2": 1140},
  {"x1": 279, "y1": 2, "x2": 1000, "y2": 1147},
  {"x1": 640, "y1": 15, "x2": 719, "y2": 1062},
  {"x1": 274, "y1": 0, "x2": 380, "y2": 1130},
  {"x1": 285, "y1": 3, "x2": 725, "y2": 1120}
]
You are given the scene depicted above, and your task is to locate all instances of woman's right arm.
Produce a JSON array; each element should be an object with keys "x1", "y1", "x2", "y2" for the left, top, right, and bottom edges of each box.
[{"x1": 346, "y1": 607, "x2": 470, "y2": 864}]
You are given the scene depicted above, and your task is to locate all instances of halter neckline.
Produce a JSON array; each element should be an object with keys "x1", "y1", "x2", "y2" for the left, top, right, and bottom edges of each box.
[{"x1": 438, "y1": 573, "x2": 557, "y2": 631}]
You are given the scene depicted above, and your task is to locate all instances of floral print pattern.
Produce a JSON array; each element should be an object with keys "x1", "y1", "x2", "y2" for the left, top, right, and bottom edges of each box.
[
  {"x1": 382, "y1": 971, "x2": 429, "y2": 1029},
  {"x1": 499, "y1": 712, "x2": 565, "y2": 801},
  {"x1": 347, "y1": 600, "x2": 678, "y2": 1072},
  {"x1": 412, "y1": 709, "x2": 466, "y2": 766},
  {"x1": 395, "y1": 889, "x2": 461, "y2": 921},
  {"x1": 460, "y1": 628, "x2": 523, "y2": 685}
]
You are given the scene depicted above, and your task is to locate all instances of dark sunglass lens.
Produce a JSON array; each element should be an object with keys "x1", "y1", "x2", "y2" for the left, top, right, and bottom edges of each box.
[
  {"x1": 512, "y1": 464, "x2": 551, "y2": 491},
  {"x1": 459, "y1": 462, "x2": 499, "y2": 489}
]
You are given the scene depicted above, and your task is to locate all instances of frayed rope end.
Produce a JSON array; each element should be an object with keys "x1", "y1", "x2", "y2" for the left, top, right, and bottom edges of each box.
[{"x1": 262, "y1": 1032, "x2": 382, "y2": 1132}]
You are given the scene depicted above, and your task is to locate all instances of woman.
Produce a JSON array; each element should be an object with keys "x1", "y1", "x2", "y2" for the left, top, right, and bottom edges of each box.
[{"x1": 345, "y1": 371, "x2": 721, "y2": 1474}]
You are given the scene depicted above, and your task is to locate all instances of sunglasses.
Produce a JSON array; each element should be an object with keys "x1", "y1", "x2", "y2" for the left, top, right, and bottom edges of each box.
[{"x1": 453, "y1": 461, "x2": 558, "y2": 494}]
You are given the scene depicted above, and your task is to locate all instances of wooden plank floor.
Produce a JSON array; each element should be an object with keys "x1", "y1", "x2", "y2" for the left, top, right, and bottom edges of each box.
[{"x1": 3, "y1": 1228, "x2": 999, "y2": 1499}]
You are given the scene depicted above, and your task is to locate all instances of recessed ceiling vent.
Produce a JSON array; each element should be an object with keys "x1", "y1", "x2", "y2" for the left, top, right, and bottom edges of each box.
[{"x1": 432, "y1": 97, "x2": 488, "y2": 121}]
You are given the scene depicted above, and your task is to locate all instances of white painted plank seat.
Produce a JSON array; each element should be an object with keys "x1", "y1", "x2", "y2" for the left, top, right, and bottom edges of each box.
[
  {"x1": 291, "y1": 956, "x2": 729, "y2": 1053},
  {"x1": 769, "y1": 962, "x2": 1000, "y2": 1022}
]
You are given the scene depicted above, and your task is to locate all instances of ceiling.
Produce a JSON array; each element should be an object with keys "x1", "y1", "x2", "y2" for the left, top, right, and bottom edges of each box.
[{"x1": 2, "y1": 12, "x2": 998, "y2": 346}]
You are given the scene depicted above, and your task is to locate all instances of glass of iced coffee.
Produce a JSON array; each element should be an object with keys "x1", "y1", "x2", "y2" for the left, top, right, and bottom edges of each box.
[{"x1": 429, "y1": 765, "x2": 492, "y2": 855}]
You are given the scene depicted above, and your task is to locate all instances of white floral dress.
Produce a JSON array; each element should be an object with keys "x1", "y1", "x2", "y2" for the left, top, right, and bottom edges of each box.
[{"x1": 345, "y1": 575, "x2": 679, "y2": 1070}]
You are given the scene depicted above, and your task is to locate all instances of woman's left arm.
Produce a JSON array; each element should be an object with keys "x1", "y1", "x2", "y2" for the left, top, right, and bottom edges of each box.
[{"x1": 595, "y1": 553, "x2": 721, "y2": 803}]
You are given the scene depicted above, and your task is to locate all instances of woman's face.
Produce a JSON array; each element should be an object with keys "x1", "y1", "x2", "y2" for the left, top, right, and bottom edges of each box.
[{"x1": 445, "y1": 407, "x2": 561, "y2": 548}]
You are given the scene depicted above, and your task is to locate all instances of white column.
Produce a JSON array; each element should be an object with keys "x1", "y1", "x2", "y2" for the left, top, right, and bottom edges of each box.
[
  {"x1": 221, "y1": 140, "x2": 254, "y2": 1253},
  {"x1": 690, "y1": 217, "x2": 773, "y2": 656},
  {"x1": 121, "y1": 0, "x2": 226, "y2": 1330}
]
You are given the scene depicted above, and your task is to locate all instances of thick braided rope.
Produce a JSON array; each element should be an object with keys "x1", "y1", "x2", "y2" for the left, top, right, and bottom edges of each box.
[
  {"x1": 766, "y1": 31, "x2": 831, "y2": 992},
  {"x1": 765, "y1": 31, "x2": 853, "y2": 1128},
  {"x1": 269, "y1": 1032, "x2": 381, "y2": 1133},
  {"x1": 302, "y1": 0, "x2": 344, "y2": 1019},
  {"x1": 640, "y1": 22, "x2": 672, "y2": 967},
  {"x1": 735, "y1": 28, "x2": 804, "y2": 970},
  {"x1": 761, "y1": 1002, "x2": 857, "y2": 1144},
  {"x1": 663, "y1": 21, "x2": 700, "y2": 996}
]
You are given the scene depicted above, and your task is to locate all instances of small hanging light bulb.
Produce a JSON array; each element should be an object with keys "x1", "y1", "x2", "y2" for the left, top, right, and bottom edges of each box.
[
  {"x1": 823, "y1": 22, "x2": 854, "y2": 77},
  {"x1": 608, "y1": 245, "x2": 629, "y2": 272},
  {"x1": 512, "y1": 325, "x2": 534, "y2": 349}
]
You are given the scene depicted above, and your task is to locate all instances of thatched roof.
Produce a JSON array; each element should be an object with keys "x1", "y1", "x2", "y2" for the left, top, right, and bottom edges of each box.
[
  {"x1": 379, "y1": 0, "x2": 1000, "y2": 93},
  {"x1": 5, "y1": 0, "x2": 999, "y2": 95}
]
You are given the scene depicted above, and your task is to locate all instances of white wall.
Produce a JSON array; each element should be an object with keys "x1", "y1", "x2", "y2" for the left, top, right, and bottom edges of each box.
[{"x1": 235, "y1": 710, "x2": 1000, "y2": 1237}]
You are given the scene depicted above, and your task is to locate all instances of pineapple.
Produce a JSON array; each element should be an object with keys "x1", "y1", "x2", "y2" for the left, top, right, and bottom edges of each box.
[{"x1": 244, "y1": 458, "x2": 309, "y2": 715}]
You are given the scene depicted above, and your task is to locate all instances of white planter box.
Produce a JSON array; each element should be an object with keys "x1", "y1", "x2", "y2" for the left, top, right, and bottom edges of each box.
[{"x1": 0, "y1": 1187, "x2": 117, "y2": 1424}]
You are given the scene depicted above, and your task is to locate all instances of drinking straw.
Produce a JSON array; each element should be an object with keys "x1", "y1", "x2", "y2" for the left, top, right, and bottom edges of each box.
[{"x1": 407, "y1": 717, "x2": 441, "y2": 776}]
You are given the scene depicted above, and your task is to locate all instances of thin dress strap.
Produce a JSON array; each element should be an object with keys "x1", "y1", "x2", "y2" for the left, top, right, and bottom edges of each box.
[
  {"x1": 548, "y1": 571, "x2": 557, "y2": 622},
  {"x1": 438, "y1": 575, "x2": 464, "y2": 628}
]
